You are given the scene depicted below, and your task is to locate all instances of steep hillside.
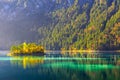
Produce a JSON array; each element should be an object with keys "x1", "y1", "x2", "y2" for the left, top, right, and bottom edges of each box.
[
  {"x1": 38, "y1": 0, "x2": 120, "y2": 50},
  {"x1": 0, "y1": 0, "x2": 120, "y2": 50}
]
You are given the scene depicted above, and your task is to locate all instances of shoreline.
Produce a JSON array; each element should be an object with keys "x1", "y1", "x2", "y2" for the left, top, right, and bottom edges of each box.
[
  {"x1": 5, "y1": 50, "x2": 120, "y2": 56},
  {"x1": 45, "y1": 50, "x2": 120, "y2": 53}
]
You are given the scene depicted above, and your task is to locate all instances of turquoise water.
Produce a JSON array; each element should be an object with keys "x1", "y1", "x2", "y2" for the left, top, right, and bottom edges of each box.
[{"x1": 0, "y1": 51, "x2": 120, "y2": 80}]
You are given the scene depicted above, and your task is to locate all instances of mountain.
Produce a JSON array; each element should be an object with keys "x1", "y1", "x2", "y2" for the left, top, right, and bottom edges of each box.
[
  {"x1": 0, "y1": 0, "x2": 54, "y2": 49},
  {"x1": 0, "y1": 0, "x2": 77, "y2": 49},
  {"x1": 38, "y1": 0, "x2": 120, "y2": 50},
  {"x1": 0, "y1": 0, "x2": 120, "y2": 50}
]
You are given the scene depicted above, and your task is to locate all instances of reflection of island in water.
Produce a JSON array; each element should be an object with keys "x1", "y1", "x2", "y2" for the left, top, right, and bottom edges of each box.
[
  {"x1": 9, "y1": 53, "x2": 120, "y2": 80},
  {"x1": 10, "y1": 53, "x2": 120, "y2": 70},
  {"x1": 10, "y1": 56, "x2": 44, "y2": 69}
]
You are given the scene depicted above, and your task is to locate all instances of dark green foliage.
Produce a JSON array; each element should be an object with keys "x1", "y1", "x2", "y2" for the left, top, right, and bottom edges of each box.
[{"x1": 37, "y1": 0, "x2": 120, "y2": 50}]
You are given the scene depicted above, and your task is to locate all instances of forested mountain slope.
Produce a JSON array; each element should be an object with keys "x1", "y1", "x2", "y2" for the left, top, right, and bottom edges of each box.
[
  {"x1": 0, "y1": 0, "x2": 120, "y2": 50},
  {"x1": 38, "y1": 0, "x2": 120, "y2": 50}
]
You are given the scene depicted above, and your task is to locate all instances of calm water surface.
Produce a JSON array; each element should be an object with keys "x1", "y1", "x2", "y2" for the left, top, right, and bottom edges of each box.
[{"x1": 0, "y1": 51, "x2": 120, "y2": 80}]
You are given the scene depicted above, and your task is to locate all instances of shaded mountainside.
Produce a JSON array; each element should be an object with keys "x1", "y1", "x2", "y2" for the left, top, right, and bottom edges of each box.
[
  {"x1": 38, "y1": 0, "x2": 120, "y2": 50},
  {"x1": 0, "y1": 0, "x2": 120, "y2": 50}
]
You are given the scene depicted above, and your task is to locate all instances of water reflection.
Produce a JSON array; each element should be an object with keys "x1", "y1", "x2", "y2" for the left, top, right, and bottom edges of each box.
[
  {"x1": 10, "y1": 56, "x2": 44, "y2": 69},
  {"x1": 6, "y1": 52, "x2": 120, "y2": 80},
  {"x1": 1, "y1": 51, "x2": 120, "y2": 80},
  {"x1": 10, "y1": 52, "x2": 120, "y2": 70}
]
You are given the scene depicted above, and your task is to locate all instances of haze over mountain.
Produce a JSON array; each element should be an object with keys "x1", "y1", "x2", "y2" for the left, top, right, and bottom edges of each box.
[
  {"x1": 0, "y1": 0, "x2": 53, "y2": 49},
  {"x1": 0, "y1": 0, "x2": 120, "y2": 50},
  {"x1": 0, "y1": 0, "x2": 74, "y2": 49}
]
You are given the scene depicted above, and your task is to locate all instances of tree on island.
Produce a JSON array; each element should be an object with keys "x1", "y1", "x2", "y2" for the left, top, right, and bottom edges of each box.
[{"x1": 9, "y1": 42, "x2": 44, "y2": 55}]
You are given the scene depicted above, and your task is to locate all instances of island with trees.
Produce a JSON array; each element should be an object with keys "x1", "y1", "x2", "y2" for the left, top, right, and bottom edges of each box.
[{"x1": 8, "y1": 42, "x2": 45, "y2": 56}]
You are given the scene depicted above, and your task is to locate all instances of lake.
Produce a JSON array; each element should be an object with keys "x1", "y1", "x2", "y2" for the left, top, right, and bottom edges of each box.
[{"x1": 0, "y1": 51, "x2": 120, "y2": 80}]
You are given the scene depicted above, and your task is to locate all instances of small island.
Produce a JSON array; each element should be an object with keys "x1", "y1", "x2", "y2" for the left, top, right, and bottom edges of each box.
[{"x1": 8, "y1": 42, "x2": 44, "y2": 56}]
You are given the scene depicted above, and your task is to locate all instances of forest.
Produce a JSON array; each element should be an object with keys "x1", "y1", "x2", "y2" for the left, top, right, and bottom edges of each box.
[
  {"x1": 0, "y1": 0, "x2": 120, "y2": 50},
  {"x1": 37, "y1": 0, "x2": 120, "y2": 50}
]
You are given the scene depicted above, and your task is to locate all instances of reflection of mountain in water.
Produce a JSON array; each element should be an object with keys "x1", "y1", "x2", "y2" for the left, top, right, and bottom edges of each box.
[
  {"x1": 9, "y1": 53, "x2": 120, "y2": 80},
  {"x1": 10, "y1": 53, "x2": 120, "y2": 69}
]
